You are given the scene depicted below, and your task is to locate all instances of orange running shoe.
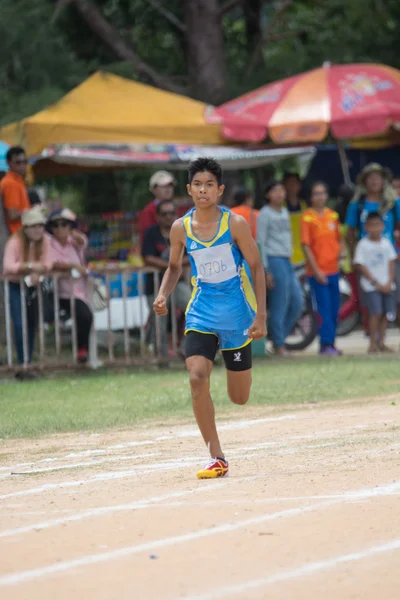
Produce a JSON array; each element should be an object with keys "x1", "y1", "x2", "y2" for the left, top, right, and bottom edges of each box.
[{"x1": 197, "y1": 457, "x2": 229, "y2": 479}]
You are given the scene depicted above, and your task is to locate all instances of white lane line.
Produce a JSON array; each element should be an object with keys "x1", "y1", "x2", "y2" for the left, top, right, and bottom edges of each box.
[
  {"x1": 0, "y1": 415, "x2": 298, "y2": 473},
  {"x1": 0, "y1": 480, "x2": 398, "y2": 587},
  {"x1": 0, "y1": 472, "x2": 269, "y2": 539},
  {"x1": 187, "y1": 539, "x2": 400, "y2": 600},
  {"x1": 0, "y1": 451, "x2": 265, "y2": 501},
  {"x1": 0, "y1": 457, "x2": 203, "y2": 501},
  {"x1": 0, "y1": 438, "x2": 340, "y2": 481},
  {"x1": 0, "y1": 453, "x2": 161, "y2": 480},
  {"x1": 1, "y1": 429, "x2": 397, "y2": 502},
  {"x1": 1, "y1": 417, "x2": 392, "y2": 477},
  {"x1": 0, "y1": 441, "x2": 155, "y2": 473}
]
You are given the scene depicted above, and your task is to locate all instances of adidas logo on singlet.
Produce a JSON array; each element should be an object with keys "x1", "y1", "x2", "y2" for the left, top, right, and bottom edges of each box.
[{"x1": 190, "y1": 241, "x2": 198, "y2": 250}]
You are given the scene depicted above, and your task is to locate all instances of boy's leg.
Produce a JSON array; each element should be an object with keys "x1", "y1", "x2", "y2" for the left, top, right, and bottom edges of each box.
[
  {"x1": 267, "y1": 258, "x2": 289, "y2": 351},
  {"x1": 368, "y1": 314, "x2": 380, "y2": 352},
  {"x1": 377, "y1": 314, "x2": 388, "y2": 348},
  {"x1": 379, "y1": 293, "x2": 395, "y2": 352},
  {"x1": 309, "y1": 277, "x2": 333, "y2": 349},
  {"x1": 365, "y1": 291, "x2": 384, "y2": 352},
  {"x1": 185, "y1": 332, "x2": 224, "y2": 459},
  {"x1": 222, "y1": 343, "x2": 253, "y2": 405},
  {"x1": 284, "y1": 267, "x2": 305, "y2": 340},
  {"x1": 329, "y1": 274, "x2": 341, "y2": 343}
]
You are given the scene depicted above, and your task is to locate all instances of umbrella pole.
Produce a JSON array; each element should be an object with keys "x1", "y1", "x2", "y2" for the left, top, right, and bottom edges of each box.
[{"x1": 337, "y1": 140, "x2": 351, "y2": 184}]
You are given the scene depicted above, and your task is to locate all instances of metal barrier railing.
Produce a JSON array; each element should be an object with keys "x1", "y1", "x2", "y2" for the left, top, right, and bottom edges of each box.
[{"x1": 0, "y1": 267, "x2": 184, "y2": 373}]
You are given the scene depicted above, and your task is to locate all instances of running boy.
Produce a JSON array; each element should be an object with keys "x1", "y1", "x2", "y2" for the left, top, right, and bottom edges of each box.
[
  {"x1": 354, "y1": 212, "x2": 397, "y2": 353},
  {"x1": 153, "y1": 158, "x2": 266, "y2": 479}
]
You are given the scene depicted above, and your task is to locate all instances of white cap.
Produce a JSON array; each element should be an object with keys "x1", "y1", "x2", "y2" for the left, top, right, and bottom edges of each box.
[
  {"x1": 21, "y1": 207, "x2": 46, "y2": 227},
  {"x1": 149, "y1": 170, "x2": 176, "y2": 191}
]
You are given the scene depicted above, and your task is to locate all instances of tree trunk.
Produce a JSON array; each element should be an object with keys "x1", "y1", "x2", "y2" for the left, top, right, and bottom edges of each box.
[
  {"x1": 244, "y1": 0, "x2": 262, "y2": 55},
  {"x1": 184, "y1": 0, "x2": 227, "y2": 105},
  {"x1": 71, "y1": 0, "x2": 184, "y2": 94}
]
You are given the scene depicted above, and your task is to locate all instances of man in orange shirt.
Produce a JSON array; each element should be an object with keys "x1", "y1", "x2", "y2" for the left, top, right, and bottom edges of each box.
[
  {"x1": 0, "y1": 146, "x2": 30, "y2": 234},
  {"x1": 301, "y1": 181, "x2": 342, "y2": 356}
]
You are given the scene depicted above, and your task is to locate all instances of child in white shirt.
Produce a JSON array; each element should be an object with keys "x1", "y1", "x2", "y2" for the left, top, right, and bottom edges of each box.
[{"x1": 354, "y1": 211, "x2": 396, "y2": 353}]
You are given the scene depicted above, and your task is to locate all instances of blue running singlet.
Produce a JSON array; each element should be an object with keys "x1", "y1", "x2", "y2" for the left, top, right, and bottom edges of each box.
[{"x1": 183, "y1": 207, "x2": 256, "y2": 350}]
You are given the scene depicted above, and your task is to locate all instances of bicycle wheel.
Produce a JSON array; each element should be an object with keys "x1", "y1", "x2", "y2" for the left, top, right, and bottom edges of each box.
[{"x1": 285, "y1": 295, "x2": 318, "y2": 351}]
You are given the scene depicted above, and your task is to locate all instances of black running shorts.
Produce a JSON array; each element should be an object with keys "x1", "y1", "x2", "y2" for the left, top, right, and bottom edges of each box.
[{"x1": 184, "y1": 331, "x2": 252, "y2": 372}]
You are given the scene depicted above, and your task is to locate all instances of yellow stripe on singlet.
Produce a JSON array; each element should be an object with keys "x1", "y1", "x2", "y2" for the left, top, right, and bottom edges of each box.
[{"x1": 183, "y1": 210, "x2": 230, "y2": 248}]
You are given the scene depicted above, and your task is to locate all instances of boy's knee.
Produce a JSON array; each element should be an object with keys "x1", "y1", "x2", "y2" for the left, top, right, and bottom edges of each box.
[
  {"x1": 228, "y1": 376, "x2": 251, "y2": 405},
  {"x1": 189, "y1": 369, "x2": 209, "y2": 393},
  {"x1": 229, "y1": 390, "x2": 250, "y2": 406}
]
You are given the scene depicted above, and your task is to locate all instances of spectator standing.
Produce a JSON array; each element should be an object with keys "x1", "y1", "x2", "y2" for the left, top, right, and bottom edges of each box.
[
  {"x1": 2, "y1": 207, "x2": 52, "y2": 376},
  {"x1": 354, "y1": 212, "x2": 396, "y2": 354},
  {"x1": 142, "y1": 199, "x2": 192, "y2": 358},
  {"x1": 345, "y1": 163, "x2": 400, "y2": 255},
  {"x1": 48, "y1": 209, "x2": 93, "y2": 363},
  {"x1": 231, "y1": 188, "x2": 259, "y2": 239},
  {"x1": 138, "y1": 171, "x2": 176, "y2": 244},
  {"x1": 345, "y1": 163, "x2": 400, "y2": 333},
  {"x1": 301, "y1": 182, "x2": 342, "y2": 356},
  {"x1": 283, "y1": 172, "x2": 307, "y2": 265},
  {"x1": 0, "y1": 146, "x2": 30, "y2": 234},
  {"x1": 257, "y1": 180, "x2": 304, "y2": 356}
]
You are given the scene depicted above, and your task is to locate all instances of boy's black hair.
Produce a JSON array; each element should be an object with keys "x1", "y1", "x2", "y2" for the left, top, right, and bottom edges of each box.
[
  {"x1": 6, "y1": 146, "x2": 26, "y2": 163},
  {"x1": 156, "y1": 199, "x2": 175, "y2": 215},
  {"x1": 233, "y1": 187, "x2": 250, "y2": 207},
  {"x1": 28, "y1": 189, "x2": 41, "y2": 207},
  {"x1": 308, "y1": 180, "x2": 329, "y2": 200},
  {"x1": 264, "y1": 178, "x2": 282, "y2": 197},
  {"x1": 365, "y1": 211, "x2": 383, "y2": 223},
  {"x1": 188, "y1": 157, "x2": 223, "y2": 186},
  {"x1": 283, "y1": 171, "x2": 301, "y2": 183}
]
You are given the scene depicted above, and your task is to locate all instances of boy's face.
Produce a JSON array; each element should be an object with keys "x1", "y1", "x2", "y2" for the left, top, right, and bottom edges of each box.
[
  {"x1": 187, "y1": 171, "x2": 224, "y2": 208},
  {"x1": 365, "y1": 217, "x2": 384, "y2": 237}
]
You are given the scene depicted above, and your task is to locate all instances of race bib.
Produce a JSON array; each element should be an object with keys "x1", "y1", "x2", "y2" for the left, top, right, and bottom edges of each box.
[{"x1": 190, "y1": 243, "x2": 237, "y2": 284}]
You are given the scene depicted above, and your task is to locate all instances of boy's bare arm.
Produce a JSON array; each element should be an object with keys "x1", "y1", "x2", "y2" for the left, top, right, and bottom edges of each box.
[
  {"x1": 231, "y1": 214, "x2": 266, "y2": 340},
  {"x1": 356, "y1": 263, "x2": 376, "y2": 285},
  {"x1": 153, "y1": 220, "x2": 186, "y2": 315}
]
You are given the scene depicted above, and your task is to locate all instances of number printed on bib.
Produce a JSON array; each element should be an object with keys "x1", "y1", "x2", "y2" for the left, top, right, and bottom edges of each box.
[{"x1": 190, "y1": 243, "x2": 237, "y2": 284}]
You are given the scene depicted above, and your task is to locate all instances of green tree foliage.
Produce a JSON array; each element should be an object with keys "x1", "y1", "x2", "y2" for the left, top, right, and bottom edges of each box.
[
  {"x1": 0, "y1": 0, "x2": 85, "y2": 125},
  {"x1": 1, "y1": 0, "x2": 400, "y2": 211}
]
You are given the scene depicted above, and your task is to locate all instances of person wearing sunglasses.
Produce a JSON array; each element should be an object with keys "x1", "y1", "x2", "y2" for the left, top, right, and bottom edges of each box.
[
  {"x1": 2, "y1": 206, "x2": 52, "y2": 377},
  {"x1": 48, "y1": 209, "x2": 93, "y2": 363},
  {"x1": 142, "y1": 199, "x2": 192, "y2": 359},
  {"x1": 0, "y1": 146, "x2": 31, "y2": 235}
]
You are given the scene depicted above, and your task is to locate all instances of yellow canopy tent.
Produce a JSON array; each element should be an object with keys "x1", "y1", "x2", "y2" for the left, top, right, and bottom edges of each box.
[{"x1": 0, "y1": 72, "x2": 225, "y2": 156}]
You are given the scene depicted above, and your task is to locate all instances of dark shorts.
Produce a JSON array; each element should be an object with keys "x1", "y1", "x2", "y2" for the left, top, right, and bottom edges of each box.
[
  {"x1": 184, "y1": 331, "x2": 252, "y2": 372},
  {"x1": 364, "y1": 291, "x2": 396, "y2": 317}
]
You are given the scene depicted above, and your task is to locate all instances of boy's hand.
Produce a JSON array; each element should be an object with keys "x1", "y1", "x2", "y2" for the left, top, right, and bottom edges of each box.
[
  {"x1": 249, "y1": 314, "x2": 267, "y2": 341},
  {"x1": 265, "y1": 272, "x2": 274, "y2": 289},
  {"x1": 315, "y1": 270, "x2": 328, "y2": 285},
  {"x1": 380, "y1": 283, "x2": 392, "y2": 294},
  {"x1": 153, "y1": 294, "x2": 168, "y2": 316}
]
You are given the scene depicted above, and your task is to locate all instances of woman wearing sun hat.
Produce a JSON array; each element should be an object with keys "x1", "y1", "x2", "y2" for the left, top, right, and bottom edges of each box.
[
  {"x1": 2, "y1": 206, "x2": 52, "y2": 373},
  {"x1": 47, "y1": 209, "x2": 93, "y2": 363},
  {"x1": 345, "y1": 163, "x2": 400, "y2": 255}
]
